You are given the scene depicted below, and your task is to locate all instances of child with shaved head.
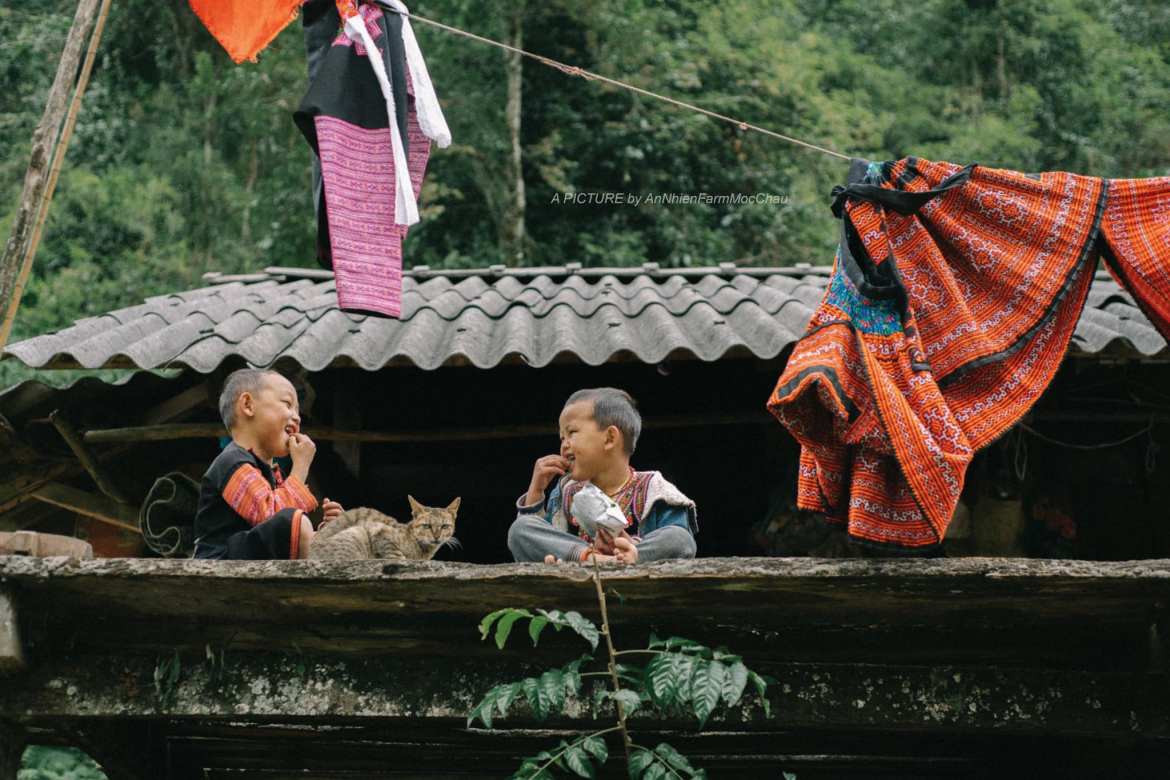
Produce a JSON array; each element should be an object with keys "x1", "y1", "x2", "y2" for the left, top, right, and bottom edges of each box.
[
  {"x1": 193, "y1": 369, "x2": 342, "y2": 560},
  {"x1": 508, "y1": 387, "x2": 697, "y2": 564}
]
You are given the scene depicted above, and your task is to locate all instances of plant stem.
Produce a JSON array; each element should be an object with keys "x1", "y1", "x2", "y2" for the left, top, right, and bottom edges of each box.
[
  {"x1": 591, "y1": 555, "x2": 633, "y2": 765},
  {"x1": 531, "y1": 725, "x2": 622, "y2": 778},
  {"x1": 613, "y1": 649, "x2": 668, "y2": 657}
]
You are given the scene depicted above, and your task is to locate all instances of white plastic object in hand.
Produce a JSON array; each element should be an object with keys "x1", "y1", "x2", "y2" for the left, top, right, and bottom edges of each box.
[{"x1": 570, "y1": 483, "x2": 628, "y2": 539}]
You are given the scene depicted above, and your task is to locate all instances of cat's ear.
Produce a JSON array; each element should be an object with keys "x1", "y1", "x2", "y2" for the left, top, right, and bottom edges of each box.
[
  {"x1": 446, "y1": 497, "x2": 461, "y2": 515},
  {"x1": 407, "y1": 495, "x2": 423, "y2": 514}
]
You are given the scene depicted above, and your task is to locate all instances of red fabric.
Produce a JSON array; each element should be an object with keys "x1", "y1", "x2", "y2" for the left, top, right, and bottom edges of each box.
[
  {"x1": 288, "y1": 509, "x2": 304, "y2": 559},
  {"x1": 222, "y1": 464, "x2": 318, "y2": 526},
  {"x1": 767, "y1": 157, "x2": 1170, "y2": 548},
  {"x1": 188, "y1": 0, "x2": 303, "y2": 64}
]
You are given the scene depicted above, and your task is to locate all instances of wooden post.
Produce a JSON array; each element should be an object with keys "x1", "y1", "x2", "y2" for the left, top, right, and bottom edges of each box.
[
  {"x1": 0, "y1": 589, "x2": 23, "y2": 675},
  {"x1": 0, "y1": 0, "x2": 108, "y2": 350},
  {"x1": 503, "y1": 1, "x2": 527, "y2": 264},
  {"x1": 50, "y1": 411, "x2": 133, "y2": 506},
  {"x1": 0, "y1": 719, "x2": 26, "y2": 780}
]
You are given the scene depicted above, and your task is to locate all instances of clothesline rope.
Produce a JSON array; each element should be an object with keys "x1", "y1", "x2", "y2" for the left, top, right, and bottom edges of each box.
[
  {"x1": 382, "y1": 5, "x2": 852, "y2": 161},
  {"x1": 1014, "y1": 422, "x2": 1159, "y2": 478},
  {"x1": 1018, "y1": 422, "x2": 1154, "y2": 451}
]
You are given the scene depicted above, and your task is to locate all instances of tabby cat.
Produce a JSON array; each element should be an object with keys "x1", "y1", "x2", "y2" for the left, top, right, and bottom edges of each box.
[{"x1": 309, "y1": 496, "x2": 461, "y2": 561}]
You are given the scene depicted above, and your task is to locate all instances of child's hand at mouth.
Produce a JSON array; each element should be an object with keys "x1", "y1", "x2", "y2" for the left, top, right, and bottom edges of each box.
[
  {"x1": 525, "y1": 454, "x2": 569, "y2": 506},
  {"x1": 288, "y1": 432, "x2": 317, "y2": 468}
]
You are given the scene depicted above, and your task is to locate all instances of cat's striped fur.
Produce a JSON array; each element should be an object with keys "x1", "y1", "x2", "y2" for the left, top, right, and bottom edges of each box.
[{"x1": 310, "y1": 496, "x2": 460, "y2": 561}]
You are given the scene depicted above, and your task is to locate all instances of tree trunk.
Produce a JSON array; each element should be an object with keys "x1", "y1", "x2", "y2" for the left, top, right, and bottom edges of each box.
[
  {"x1": 242, "y1": 140, "x2": 260, "y2": 244},
  {"x1": 503, "y1": 3, "x2": 527, "y2": 265},
  {"x1": 200, "y1": 86, "x2": 220, "y2": 265},
  {"x1": 0, "y1": 0, "x2": 104, "y2": 350},
  {"x1": 997, "y1": 23, "x2": 1009, "y2": 101}
]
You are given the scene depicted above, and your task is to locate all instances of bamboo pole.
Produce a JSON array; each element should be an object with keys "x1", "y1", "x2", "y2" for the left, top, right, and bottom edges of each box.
[{"x1": 0, "y1": 0, "x2": 110, "y2": 350}]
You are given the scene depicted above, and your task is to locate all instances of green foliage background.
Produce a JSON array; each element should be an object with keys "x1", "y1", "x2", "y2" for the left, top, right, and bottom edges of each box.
[
  {"x1": 2, "y1": 0, "x2": 1169, "y2": 390},
  {"x1": 18, "y1": 746, "x2": 107, "y2": 780}
]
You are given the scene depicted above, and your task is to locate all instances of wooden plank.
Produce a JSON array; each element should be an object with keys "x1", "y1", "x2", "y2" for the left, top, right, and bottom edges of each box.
[
  {"x1": 82, "y1": 412, "x2": 771, "y2": 445},
  {"x1": 0, "y1": 557, "x2": 1166, "y2": 659},
  {"x1": 0, "y1": 471, "x2": 69, "y2": 517},
  {"x1": 0, "y1": 588, "x2": 23, "y2": 674},
  {"x1": 29, "y1": 483, "x2": 139, "y2": 535},
  {"x1": 0, "y1": 443, "x2": 132, "y2": 517},
  {"x1": 112, "y1": 721, "x2": 1170, "y2": 779}
]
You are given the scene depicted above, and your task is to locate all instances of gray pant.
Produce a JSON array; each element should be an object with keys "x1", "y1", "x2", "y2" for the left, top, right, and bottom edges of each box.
[{"x1": 507, "y1": 515, "x2": 696, "y2": 563}]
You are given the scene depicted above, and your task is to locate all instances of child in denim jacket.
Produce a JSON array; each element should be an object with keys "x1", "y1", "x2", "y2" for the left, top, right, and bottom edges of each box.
[{"x1": 507, "y1": 388, "x2": 697, "y2": 564}]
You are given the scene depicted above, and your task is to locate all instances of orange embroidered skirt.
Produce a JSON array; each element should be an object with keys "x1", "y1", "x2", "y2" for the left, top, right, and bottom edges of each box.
[{"x1": 767, "y1": 157, "x2": 1170, "y2": 548}]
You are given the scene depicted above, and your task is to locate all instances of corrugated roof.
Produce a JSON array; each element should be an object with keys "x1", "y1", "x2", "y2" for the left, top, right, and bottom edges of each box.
[{"x1": 2, "y1": 264, "x2": 1165, "y2": 373}]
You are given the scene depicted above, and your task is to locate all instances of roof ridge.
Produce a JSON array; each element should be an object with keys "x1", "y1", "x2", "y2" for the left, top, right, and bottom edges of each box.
[
  {"x1": 200, "y1": 263, "x2": 835, "y2": 284},
  {"x1": 6, "y1": 267, "x2": 1161, "y2": 372}
]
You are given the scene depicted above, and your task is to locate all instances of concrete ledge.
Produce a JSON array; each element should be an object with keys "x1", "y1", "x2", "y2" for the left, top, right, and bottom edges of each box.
[
  {"x1": 4, "y1": 555, "x2": 1170, "y2": 583},
  {"x1": 4, "y1": 653, "x2": 1166, "y2": 737}
]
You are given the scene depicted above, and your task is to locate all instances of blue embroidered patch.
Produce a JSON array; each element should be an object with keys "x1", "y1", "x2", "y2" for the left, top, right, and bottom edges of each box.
[{"x1": 826, "y1": 257, "x2": 903, "y2": 336}]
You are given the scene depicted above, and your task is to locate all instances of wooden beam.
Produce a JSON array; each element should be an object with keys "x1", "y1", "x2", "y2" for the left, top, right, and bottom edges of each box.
[
  {"x1": 29, "y1": 483, "x2": 139, "y2": 535},
  {"x1": 0, "y1": 472, "x2": 71, "y2": 517},
  {"x1": 139, "y1": 381, "x2": 211, "y2": 427},
  {"x1": 82, "y1": 412, "x2": 772, "y2": 445},
  {"x1": 50, "y1": 411, "x2": 132, "y2": 505},
  {"x1": 0, "y1": 0, "x2": 109, "y2": 350},
  {"x1": 0, "y1": 589, "x2": 23, "y2": 675},
  {"x1": 0, "y1": 441, "x2": 134, "y2": 518}
]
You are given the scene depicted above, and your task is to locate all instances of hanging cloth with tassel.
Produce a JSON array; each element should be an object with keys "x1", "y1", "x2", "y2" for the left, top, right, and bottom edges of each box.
[{"x1": 295, "y1": 0, "x2": 451, "y2": 318}]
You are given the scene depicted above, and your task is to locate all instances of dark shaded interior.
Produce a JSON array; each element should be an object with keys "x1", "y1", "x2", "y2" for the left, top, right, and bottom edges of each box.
[{"x1": 4, "y1": 353, "x2": 1169, "y2": 563}]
